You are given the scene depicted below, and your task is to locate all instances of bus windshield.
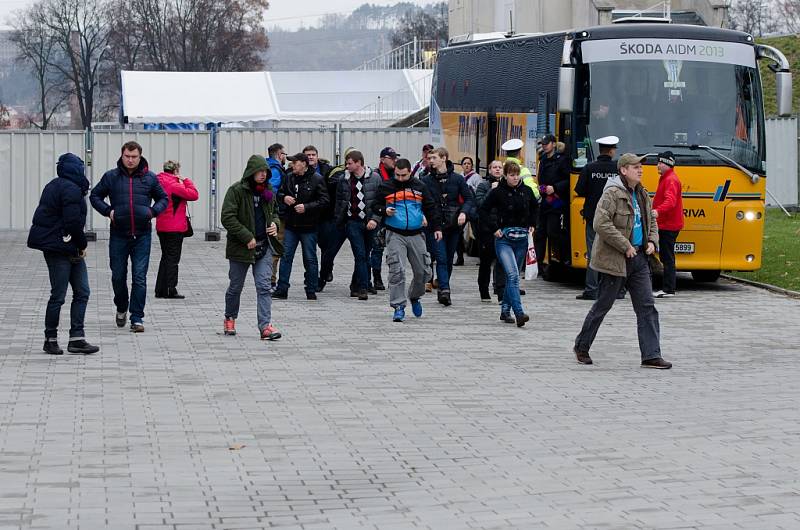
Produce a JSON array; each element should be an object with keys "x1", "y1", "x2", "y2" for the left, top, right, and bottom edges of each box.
[{"x1": 578, "y1": 60, "x2": 764, "y2": 172}]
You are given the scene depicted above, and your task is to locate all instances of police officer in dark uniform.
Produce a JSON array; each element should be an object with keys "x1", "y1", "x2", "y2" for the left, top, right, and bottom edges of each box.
[
  {"x1": 574, "y1": 136, "x2": 619, "y2": 300},
  {"x1": 534, "y1": 134, "x2": 572, "y2": 278}
]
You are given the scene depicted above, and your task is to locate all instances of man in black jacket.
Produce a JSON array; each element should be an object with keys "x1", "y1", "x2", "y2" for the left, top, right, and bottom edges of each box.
[
  {"x1": 274, "y1": 152, "x2": 329, "y2": 300},
  {"x1": 90, "y1": 141, "x2": 168, "y2": 332},
  {"x1": 534, "y1": 134, "x2": 572, "y2": 278},
  {"x1": 574, "y1": 135, "x2": 619, "y2": 300},
  {"x1": 28, "y1": 153, "x2": 100, "y2": 355}
]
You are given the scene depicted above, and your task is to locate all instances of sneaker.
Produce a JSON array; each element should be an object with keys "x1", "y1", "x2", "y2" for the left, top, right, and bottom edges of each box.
[
  {"x1": 357, "y1": 289, "x2": 369, "y2": 301},
  {"x1": 130, "y1": 322, "x2": 144, "y2": 333},
  {"x1": 223, "y1": 318, "x2": 236, "y2": 336},
  {"x1": 326, "y1": 272, "x2": 333, "y2": 282},
  {"x1": 499, "y1": 313, "x2": 515, "y2": 324},
  {"x1": 479, "y1": 288, "x2": 491, "y2": 302},
  {"x1": 261, "y1": 324, "x2": 281, "y2": 341},
  {"x1": 115, "y1": 311, "x2": 127, "y2": 328},
  {"x1": 574, "y1": 347, "x2": 593, "y2": 365},
  {"x1": 575, "y1": 292, "x2": 596, "y2": 300},
  {"x1": 306, "y1": 292, "x2": 317, "y2": 301},
  {"x1": 316, "y1": 280, "x2": 326, "y2": 293},
  {"x1": 437, "y1": 290, "x2": 451, "y2": 306},
  {"x1": 272, "y1": 290, "x2": 288, "y2": 300},
  {"x1": 67, "y1": 339, "x2": 99, "y2": 354},
  {"x1": 641, "y1": 357, "x2": 672, "y2": 369},
  {"x1": 411, "y1": 299, "x2": 423, "y2": 318},
  {"x1": 481, "y1": 296, "x2": 493, "y2": 303},
  {"x1": 392, "y1": 306, "x2": 405, "y2": 322},
  {"x1": 425, "y1": 282, "x2": 433, "y2": 293},
  {"x1": 43, "y1": 340, "x2": 63, "y2": 355},
  {"x1": 515, "y1": 313, "x2": 530, "y2": 328},
  {"x1": 166, "y1": 290, "x2": 185, "y2": 299},
  {"x1": 654, "y1": 290, "x2": 675, "y2": 298}
]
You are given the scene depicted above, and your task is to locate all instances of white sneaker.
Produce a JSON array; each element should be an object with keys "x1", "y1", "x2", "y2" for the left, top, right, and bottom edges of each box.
[{"x1": 654, "y1": 290, "x2": 675, "y2": 298}]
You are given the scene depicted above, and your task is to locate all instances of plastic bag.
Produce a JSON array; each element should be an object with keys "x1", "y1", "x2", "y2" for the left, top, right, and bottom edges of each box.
[{"x1": 525, "y1": 232, "x2": 538, "y2": 280}]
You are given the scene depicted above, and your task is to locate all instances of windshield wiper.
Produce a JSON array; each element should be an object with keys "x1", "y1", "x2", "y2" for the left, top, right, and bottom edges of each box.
[
  {"x1": 654, "y1": 144, "x2": 760, "y2": 184},
  {"x1": 655, "y1": 144, "x2": 792, "y2": 217}
]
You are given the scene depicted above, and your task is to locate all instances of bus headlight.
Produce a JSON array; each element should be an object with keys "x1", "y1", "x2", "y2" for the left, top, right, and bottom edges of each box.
[
  {"x1": 746, "y1": 254, "x2": 755, "y2": 262},
  {"x1": 736, "y1": 211, "x2": 758, "y2": 221}
]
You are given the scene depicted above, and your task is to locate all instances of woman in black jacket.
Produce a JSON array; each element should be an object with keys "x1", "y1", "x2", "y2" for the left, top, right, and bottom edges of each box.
[
  {"x1": 479, "y1": 161, "x2": 538, "y2": 327},
  {"x1": 27, "y1": 153, "x2": 99, "y2": 355}
]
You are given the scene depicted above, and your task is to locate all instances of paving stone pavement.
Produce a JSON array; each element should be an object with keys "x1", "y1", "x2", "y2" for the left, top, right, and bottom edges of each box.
[{"x1": 1, "y1": 230, "x2": 799, "y2": 530}]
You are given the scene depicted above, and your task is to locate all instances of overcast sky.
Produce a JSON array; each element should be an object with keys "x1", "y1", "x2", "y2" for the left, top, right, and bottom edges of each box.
[{"x1": 1, "y1": 0, "x2": 434, "y2": 29}]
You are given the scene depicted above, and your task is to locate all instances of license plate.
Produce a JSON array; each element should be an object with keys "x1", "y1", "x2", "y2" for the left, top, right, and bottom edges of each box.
[{"x1": 674, "y1": 242, "x2": 695, "y2": 254}]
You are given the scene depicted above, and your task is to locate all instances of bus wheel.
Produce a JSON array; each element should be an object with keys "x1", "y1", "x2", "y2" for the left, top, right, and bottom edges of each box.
[{"x1": 691, "y1": 270, "x2": 721, "y2": 283}]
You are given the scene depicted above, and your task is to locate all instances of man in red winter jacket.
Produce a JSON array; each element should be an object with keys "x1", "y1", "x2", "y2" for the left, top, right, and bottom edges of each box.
[{"x1": 652, "y1": 151, "x2": 683, "y2": 298}]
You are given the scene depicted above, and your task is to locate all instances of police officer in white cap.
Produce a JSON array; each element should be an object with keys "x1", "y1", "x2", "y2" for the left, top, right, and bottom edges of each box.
[
  {"x1": 501, "y1": 138, "x2": 540, "y2": 199},
  {"x1": 574, "y1": 135, "x2": 620, "y2": 300}
]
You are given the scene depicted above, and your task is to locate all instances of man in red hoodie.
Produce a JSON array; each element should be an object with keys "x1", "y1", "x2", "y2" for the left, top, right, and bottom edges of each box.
[{"x1": 652, "y1": 151, "x2": 683, "y2": 298}]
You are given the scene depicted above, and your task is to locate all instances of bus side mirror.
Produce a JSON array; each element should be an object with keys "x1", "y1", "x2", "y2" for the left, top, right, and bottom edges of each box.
[
  {"x1": 558, "y1": 67, "x2": 575, "y2": 113},
  {"x1": 777, "y1": 71, "x2": 792, "y2": 117}
]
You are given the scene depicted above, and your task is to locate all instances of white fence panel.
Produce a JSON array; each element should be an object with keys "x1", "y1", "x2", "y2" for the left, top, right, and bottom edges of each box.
[
  {"x1": 765, "y1": 117, "x2": 799, "y2": 207},
  {"x1": 341, "y1": 128, "x2": 431, "y2": 167},
  {"x1": 91, "y1": 131, "x2": 212, "y2": 230},
  {"x1": 215, "y1": 128, "x2": 336, "y2": 227},
  {"x1": 0, "y1": 131, "x2": 86, "y2": 230}
]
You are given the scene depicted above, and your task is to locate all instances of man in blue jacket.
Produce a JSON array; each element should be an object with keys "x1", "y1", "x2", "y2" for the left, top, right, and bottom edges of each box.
[
  {"x1": 266, "y1": 142, "x2": 287, "y2": 286},
  {"x1": 28, "y1": 153, "x2": 100, "y2": 355},
  {"x1": 90, "y1": 141, "x2": 168, "y2": 332}
]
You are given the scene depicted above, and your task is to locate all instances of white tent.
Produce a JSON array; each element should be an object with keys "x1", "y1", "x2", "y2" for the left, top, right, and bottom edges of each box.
[{"x1": 120, "y1": 69, "x2": 432, "y2": 125}]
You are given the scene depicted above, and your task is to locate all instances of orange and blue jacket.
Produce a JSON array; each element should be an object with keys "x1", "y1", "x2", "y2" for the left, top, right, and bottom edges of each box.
[{"x1": 372, "y1": 177, "x2": 441, "y2": 236}]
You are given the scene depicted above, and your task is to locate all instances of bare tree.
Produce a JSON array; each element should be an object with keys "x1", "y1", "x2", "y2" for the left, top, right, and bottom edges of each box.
[
  {"x1": 389, "y1": 2, "x2": 448, "y2": 49},
  {"x1": 776, "y1": 0, "x2": 800, "y2": 33},
  {"x1": 728, "y1": 0, "x2": 780, "y2": 36},
  {"x1": 9, "y1": 4, "x2": 69, "y2": 129}
]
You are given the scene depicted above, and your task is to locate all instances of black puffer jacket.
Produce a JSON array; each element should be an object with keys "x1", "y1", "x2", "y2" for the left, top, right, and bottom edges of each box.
[
  {"x1": 277, "y1": 166, "x2": 329, "y2": 231},
  {"x1": 333, "y1": 168, "x2": 382, "y2": 226},
  {"x1": 421, "y1": 160, "x2": 476, "y2": 231},
  {"x1": 90, "y1": 156, "x2": 168, "y2": 237},
  {"x1": 27, "y1": 153, "x2": 90, "y2": 256},
  {"x1": 479, "y1": 178, "x2": 539, "y2": 234}
]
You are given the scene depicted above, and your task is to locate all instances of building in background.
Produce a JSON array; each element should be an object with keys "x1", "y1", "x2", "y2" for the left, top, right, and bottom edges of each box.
[{"x1": 448, "y1": 0, "x2": 729, "y2": 38}]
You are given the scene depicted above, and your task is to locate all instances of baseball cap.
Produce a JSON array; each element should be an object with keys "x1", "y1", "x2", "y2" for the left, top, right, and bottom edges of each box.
[
  {"x1": 286, "y1": 152, "x2": 309, "y2": 164},
  {"x1": 163, "y1": 160, "x2": 180, "y2": 172},
  {"x1": 380, "y1": 147, "x2": 400, "y2": 159},
  {"x1": 657, "y1": 151, "x2": 676, "y2": 167},
  {"x1": 617, "y1": 153, "x2": 646, "y2": 170},
  {"x1": 538, "y1": 134, "x2": 556, "y2": 145}
]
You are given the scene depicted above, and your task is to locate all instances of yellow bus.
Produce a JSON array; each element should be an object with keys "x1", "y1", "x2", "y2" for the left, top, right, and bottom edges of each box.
[{"x1": 431, "y1": 21, "x2": 791, "y2": 282}]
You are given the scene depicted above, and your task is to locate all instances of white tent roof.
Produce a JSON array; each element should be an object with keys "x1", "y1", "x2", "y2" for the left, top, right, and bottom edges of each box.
[{"x1": 120, "y1": 69, "x2": 432, "y2": 124}]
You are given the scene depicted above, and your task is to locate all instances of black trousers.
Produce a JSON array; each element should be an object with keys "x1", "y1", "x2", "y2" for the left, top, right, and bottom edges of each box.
[
  {"x1": 478, "y1": 236, "x2": 500, "y2": 296},
  {"x1": 155, "y1": 232, "x2": 184, "y2": 296},
  {"x1": 658, "y1": 229, "x2": 679, "y2": 293},
  {"x1": 534, "y1": 209, "x2": 567, "y2": 273}
]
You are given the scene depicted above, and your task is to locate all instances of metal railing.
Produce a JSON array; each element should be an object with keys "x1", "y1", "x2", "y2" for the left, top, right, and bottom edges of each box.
[
  {"x1": 355, "y1": 38, "x2": 438, "y2": 70},
  {"x1": 339, "y1": 71, "x2": 433, "y2": 124}
]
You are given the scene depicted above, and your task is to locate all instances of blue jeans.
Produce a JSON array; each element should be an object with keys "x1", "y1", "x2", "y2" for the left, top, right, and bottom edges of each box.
[
  {"x1": 226, "y1": 250, "x2": 273, "y2": 331},
  {"x1": 369, "y1": 227, "x2": 385, "y2": 271},
  {"x1": 43, "y1": 252, "x2": 90, "y2": 340},
  {"x1": 426, "y1": 230, "x2": 460, "y2": 291},
  {"x1": 344, "y1": 220, "x2": 374, "y2": 291},
  {"x1": 495, "y1": 236, "x2": 528, "y2": 317},
  {"x1": 109, "y1": 232, "x2": 152, "y2": 323},
  {"x1": 277, "y1": 228, "x2": 318, "y2": 294}
]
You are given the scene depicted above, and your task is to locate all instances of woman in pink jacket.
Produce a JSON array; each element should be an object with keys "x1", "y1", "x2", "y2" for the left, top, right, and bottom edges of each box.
[{"x1": 155, "y1": 160, "x2": 199, "y2": 299}]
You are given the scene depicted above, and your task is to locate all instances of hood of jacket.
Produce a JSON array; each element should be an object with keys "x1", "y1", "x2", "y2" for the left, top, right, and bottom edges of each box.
[
  {"x1": 57, "y1": 153, "x2": 90, "y2": 195},
  {"x1": 242, "y1": 155, "x2": 270, "y2": 184},
  {"x1": 605, "y1": 174, "x2": 633, "y2": 193},
  {"x1": 267, "y1": 157, "x2": 283, "y2": 171},
  {"x1": 116, "y1": 155, "x2": 150, "y2": 178}
]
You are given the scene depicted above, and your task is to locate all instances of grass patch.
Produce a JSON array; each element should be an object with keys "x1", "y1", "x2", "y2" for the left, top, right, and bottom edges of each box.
[
  {"x1": 729, "y1": 208, "x2": 800, "y2": 291},
  {"x1": 757, "y1": 35, "x2": 800, "y2": 117}
]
